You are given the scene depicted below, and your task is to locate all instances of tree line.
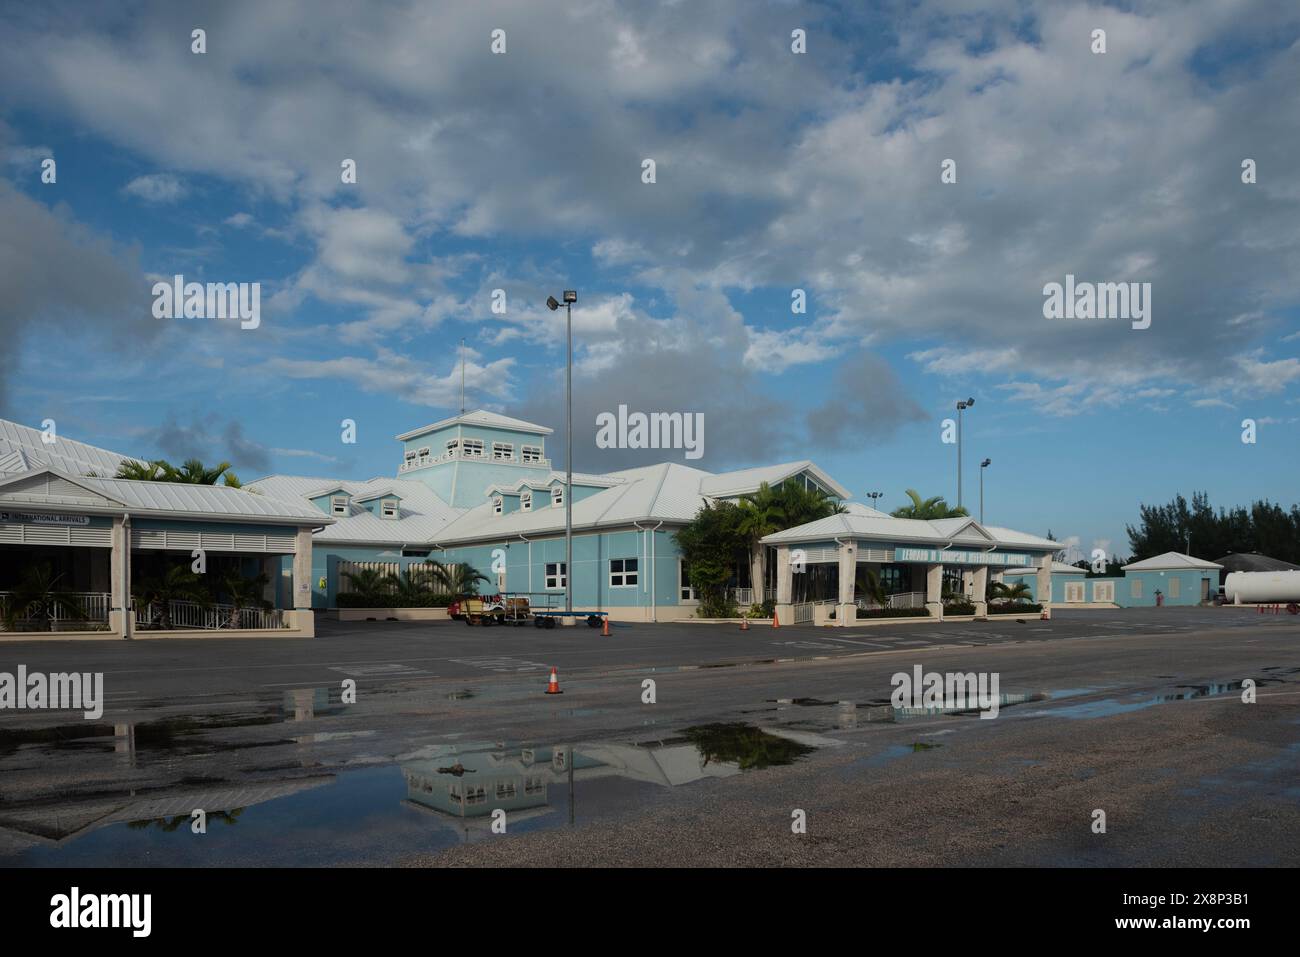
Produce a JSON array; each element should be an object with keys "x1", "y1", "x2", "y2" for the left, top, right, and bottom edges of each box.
[{"x1": 1126, "y1": 492, "x2": 1300, "y2": 565}]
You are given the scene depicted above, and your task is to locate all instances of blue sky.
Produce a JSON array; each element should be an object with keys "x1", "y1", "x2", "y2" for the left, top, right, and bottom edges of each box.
[{"x1": 1, "y1": 0, "x2": 1298, "y2": 561}]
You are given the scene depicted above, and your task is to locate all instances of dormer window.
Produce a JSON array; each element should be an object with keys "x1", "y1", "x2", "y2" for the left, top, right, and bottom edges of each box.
[
  {"x1": 330, "y1": 495, "x2": 349, "y2": 516},
  {"x1": 521, "y1": 492, "x2": 531, "y2": 511},
  {"x1": 552, "y1": 486, "x2": 564, "y2": 508},
  {"x1": 492, "y1": 441, "x2": 513, "y2": 461},
  {"x1": 522, "y1": 445, "x2": 542, "y2": 463},
  {"x1": 381, "y1": 498, "x2": 399, "y2": 519},
  {"x1": 492, "y1": 496, "x2": 503, "y2": 515}
]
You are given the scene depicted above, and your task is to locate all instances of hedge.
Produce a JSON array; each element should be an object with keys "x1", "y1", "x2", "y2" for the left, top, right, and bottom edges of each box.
[
  {"x1": 943, "y1": 601, "x2": 977, "y2": 616},
  {"x1": 855, "y1": 607, "x2": 931, "y2": 619},
  {"x1": 336, "y1": 592, "x2": 454, "y2": 608},
  {"x1": 989, "y1": 602, "x2": 1043, "y2": 614}
]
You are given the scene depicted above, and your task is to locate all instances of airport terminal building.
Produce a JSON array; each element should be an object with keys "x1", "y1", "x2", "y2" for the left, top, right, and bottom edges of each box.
[{"x1": 0, "y1": 410, "x2": 1064, "y2": 636}]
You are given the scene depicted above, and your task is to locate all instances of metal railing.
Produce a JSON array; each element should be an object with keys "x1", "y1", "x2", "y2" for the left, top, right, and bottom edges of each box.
[
  {"x1": 729, "y1": 587, "x2": 755, "y2": 606},
  {"x1": 790, "y1": 601, "x2": 816, "y2": 624},
  {"x1": 0, "y1": 591, "x2": 112, "y2": 631},
  {"x1": 856, "y1": 590, "x2": 927, "y2": 611},
  {"x1": 135, "y1": 600, "x2": 287, "y2": 630},
  {"x1": 400, "y1": 449, "x2": 550, "y2": 473}
]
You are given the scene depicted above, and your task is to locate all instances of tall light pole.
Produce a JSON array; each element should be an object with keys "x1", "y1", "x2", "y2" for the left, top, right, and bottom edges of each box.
[
  {"x1": 956, "y1": 397, "x2": 974, "y2": 510},
  {"x1": 547, "y1": 290, "x2": 577, "y2": 620},
  {"x1": 979, "y1": 458, "x2": 991, "y2": 524},
  {"x1": 865, "y1": 491, "x2": 883, "y2": 510}
]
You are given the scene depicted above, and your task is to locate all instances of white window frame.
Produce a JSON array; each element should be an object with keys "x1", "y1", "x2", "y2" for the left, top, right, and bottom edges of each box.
[
  {"x1": 1168, "y1": 576, "x2": 1180, "y2": 599},
  {"x1": 330, "y1": 495, "x2": 349, "y2": 516},
  {"x1": 403, "y1": 450, "x2": 416, "y2": 462},
  {"x1": 552, "y1": 486, "x2": 564, "y2": 508},
  {"x1": 492, "y1": 496, "x2": 503, "y2": 515},
  {"x1": 545, "y1": 562, "x2": 567, "y2": 590},
  {"x1": 679, "y1": 560, "x2": 697, "y2": 602},
  {"x1": 462, "y1": 438, "x2": 484, "y2": 458},
  {"x1": 1092, "y1": 581, "x2": 1114, "y2": 603},
  {"x1": 520, "y1": 492, "x2": 531, "y2": 511},
  {"x1": 522, "y1": 445, "x2": 542, "y2": 463},
  {"x1": 492, "y1": 441, "x2": 514, "y2": 461},
  {"x1": 610, "y1": 557, "x2": 639, "y2": 588},
  {"x1": 1065, "y1": 582, "x2": 1084, "y2": 603},
  {"x1": 1131, "y1": 579, "x2": 1143, "y2": 599},
  {"x1": 381, "y1": 498, "x2": 399, "y2": 519}
]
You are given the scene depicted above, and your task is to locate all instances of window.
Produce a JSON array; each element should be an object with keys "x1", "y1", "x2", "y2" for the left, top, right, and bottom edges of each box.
[
  {"x1": 492, "y1": 496, "x2": 503, "y2": 515},
  {"x1": 462, "y1": 438, "x2": 484, "y2": 458},
  {"x1": 520, "y1": 492, "x2": 531, "y2": 511},
  {"x1": 381, "y1": 498, "x2": 399, "y2": 519},
  {"x1": 522, "y1": 445, "x2": 542, "y2": 463},
  {"x1": 545, "y1": 562, "x2": 567, "y2": 589},
  {"x1": 403, "y1": 450, "x2": 416, "y2": 461},
  {"x1": 417, "y1": 446, "x2": 431, "y2": 461},
  {"x1": 680, "y1": 561, "x2": 696, "y2": 601},
  {"x1": 495, "y1": 782, "x2": 517, "y2": 799},
  {"x1": 1131, "y1": 579, "x2": 1143, "y2": 599},
  {"x1": 524, "y1": 776, "x2": 545, "y2": 796},
  {"x1": 492, "y1": 442, "x2": 514, "y2": 460},
  {"x1": 445, "y1": 439, "x2": 459, "y2": 454},
  {"x1": 552, "y1": 486, "x2": 564, "y2": 508},
  {"x1": 330, "y1": 495, "x2": 349, "y2": 516},
  {"x1": 1169, "y1": 577, "x2": 1180, "y2": 599},
  {"x1": 610, "y1": 558, "x2": 639, "y2": 587}
]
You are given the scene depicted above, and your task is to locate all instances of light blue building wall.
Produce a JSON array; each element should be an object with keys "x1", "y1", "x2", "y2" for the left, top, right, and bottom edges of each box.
[{"x1": 1003, "y1": 569, "x2": 1086, "y2": 603}]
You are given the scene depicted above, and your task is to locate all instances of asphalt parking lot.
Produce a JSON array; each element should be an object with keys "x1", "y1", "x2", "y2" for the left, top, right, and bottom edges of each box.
[
  {"x1": 0, "y1": 606, "x2": 1293, "y2": 718},
  {"x1": 1, "y1": 605, "x2": 1297, "y2": 866}
]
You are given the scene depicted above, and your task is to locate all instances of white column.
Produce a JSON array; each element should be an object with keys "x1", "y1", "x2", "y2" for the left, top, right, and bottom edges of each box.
[
  {"x1": 1036, "y1": 554, "x2": 1053, "y2": 620},
  {"x1": 836, "y1": 540, "x2": 856, "y2": 627},
  {"x1": 775, "y1": 544, "x2": 793, "y2": 623},
  {"x1": 750, "y1": 545, "x2": 764, "y2": 604},
  {"x1": 973, "y1": 565, "x2": 989, "y2": 618},
  {"x1": 925, "y1": 563, "x2": 944, "y2": 620},
  {"x1": 110, "y1": 515, "x2": 131, "y2": 639},
  {"x1": 293, "y1": 527, "x2": 314, "y2": 611}
]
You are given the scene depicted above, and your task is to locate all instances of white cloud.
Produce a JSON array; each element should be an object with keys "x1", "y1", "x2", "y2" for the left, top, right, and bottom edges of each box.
[{"x1": 121, "y1": 173, "x2": 188, "y2": 204}]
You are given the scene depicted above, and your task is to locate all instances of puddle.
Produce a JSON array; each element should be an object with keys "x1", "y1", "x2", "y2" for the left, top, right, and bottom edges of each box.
[
  {"x1": 0, "y1": 722, "x2": 820, "y2": 866},
  {"x1": 1046, "y1": 681, "x2": 1247, "y2": 720}
]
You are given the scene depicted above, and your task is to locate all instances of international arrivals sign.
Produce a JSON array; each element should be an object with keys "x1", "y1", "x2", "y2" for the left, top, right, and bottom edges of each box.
[
  {"x1": 0, "y1": 511, "x2": 91, "y2": 526},
  {"x1": 893, "y1": 547, "x2": 1032, "y2": 567}
]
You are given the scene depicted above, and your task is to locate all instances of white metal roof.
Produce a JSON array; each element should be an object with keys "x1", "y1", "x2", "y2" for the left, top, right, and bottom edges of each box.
[
  {"x1": 696, "y1": 460, "x2": 852, "y2": 500},
  {"x1": 395, "y1": 409, "x2": 553, "y2": 441},
  {"x1": 247, "y1": 474, "x2": 462, "y2": 543},
  {"x1": 761, "y1": 511, "x2": 1058, "y2": 552},
  {"x1": 1003, "y1": 561, "x2": 1085, "y2": 575},
  {"x1": 1122, "y1": 551, "x2": 1223, "y2": 571},
  {"x1": 0, "y1": 418, "x2": 140, "y2": 477},
  {"x1": 0, "y1": 468, "x2": 331, "y2": 524}
]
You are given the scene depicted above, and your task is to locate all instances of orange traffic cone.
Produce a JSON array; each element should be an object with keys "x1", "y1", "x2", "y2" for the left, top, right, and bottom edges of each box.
[
  {"x1": 601, "y1": 616, "x2": 611, "y2": 636},
  {"x1": 771, "y1": 609, "x2": 780, "y2": 629},
  {"x1": 740, "y1": 616, "x2": 750, "y2": 631},
  {"x1": 544, "y1": 667, "x2": 562, "y2": 695}
]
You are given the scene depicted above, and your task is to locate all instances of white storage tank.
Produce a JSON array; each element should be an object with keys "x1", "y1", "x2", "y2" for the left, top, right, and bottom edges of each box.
[{"x1": 1224, "y1": 570, "x2": 1300, "y2": 604}]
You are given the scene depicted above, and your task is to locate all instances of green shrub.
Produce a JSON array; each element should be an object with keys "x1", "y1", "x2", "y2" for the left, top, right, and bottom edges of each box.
[
  {"x1": 336, "y1": 592, "x2": 454, "y2": 609},
  {"x1": 856, "y1": 607, "x2": 931, "y2": 619},
  {"x1": 944, "y1": 600, "x2": 976, "y2": 616},
  {"x1": 989, "y1": 602, "x2": 1042, "y2": 615},
  {"x1": 748, "y1": 599, "x2": 775, "y2": 618},
  {"x1": 698, "y1": 595, "x2": 739, "y2": 619}
]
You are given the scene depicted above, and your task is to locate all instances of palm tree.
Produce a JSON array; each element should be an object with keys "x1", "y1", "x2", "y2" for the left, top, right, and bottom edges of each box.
[
  {"x1": 989, "y1": 580, "x2": 1033, "y2": 604},
  {"x1": 132, "y1": 562, "x2": 211, "y2": 629},
  {"x1": 221, "y1": 571, "x2": 271, "y2": 628},
  {"x1": 1, "y1": 563, "x2": 87, "y2": 631},
  {"x1": 890, "y1": 489, "x2": 969, "y2": 520},
  {"x1": 342, "y1": 567, "x2": 392, "y2": 603},
  {"x1": 433, "y1": 562, "x2": 490, "y2": 596},
  {"x1": 860, "y1": 568, "x2": 889, "y2": 609},
  {"x1": 114, "y1": 457, "x2": 241, "y2": 487},
  {"x1": 737, "y1": 480, "x2": 846, "y2": 601}
]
